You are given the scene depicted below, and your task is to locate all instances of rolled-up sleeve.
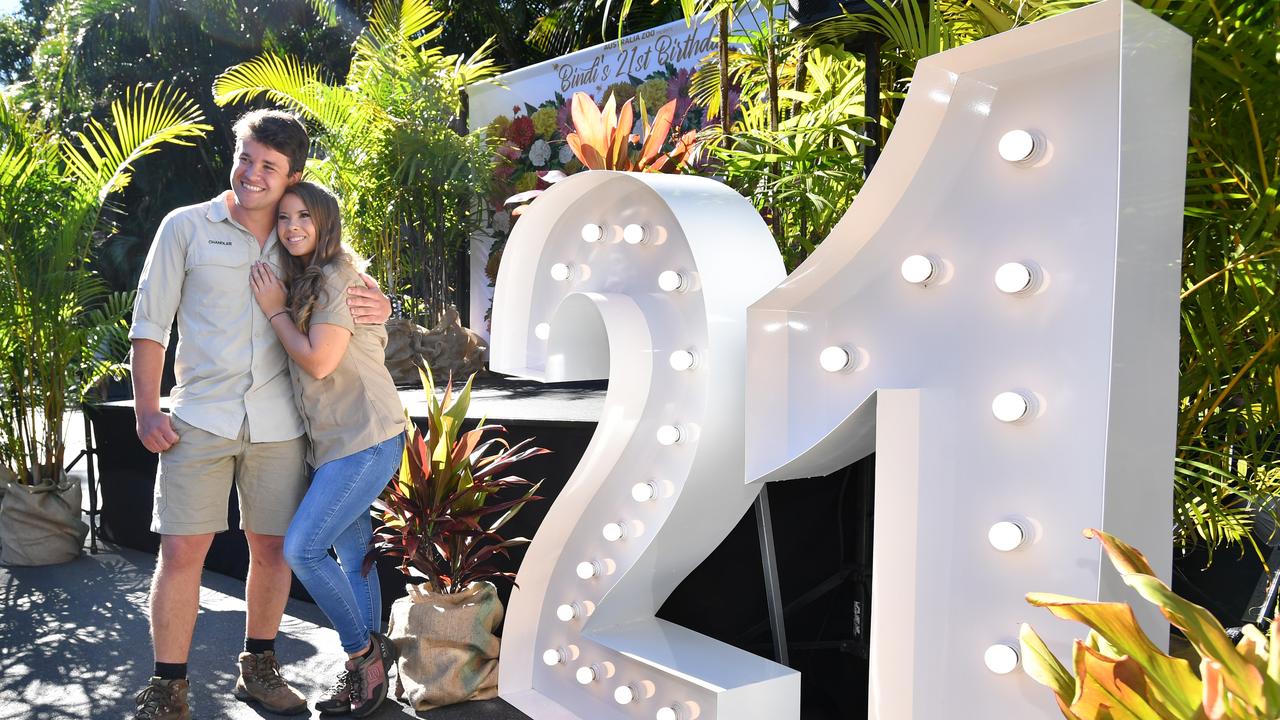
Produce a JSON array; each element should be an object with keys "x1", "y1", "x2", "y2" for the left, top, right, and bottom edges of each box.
[{"x1": 129, "y1": 211, "x2": 187, "y2": 348}]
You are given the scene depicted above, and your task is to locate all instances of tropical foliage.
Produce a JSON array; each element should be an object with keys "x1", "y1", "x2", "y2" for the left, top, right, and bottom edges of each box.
[
  {"x1": 563, "y1": 90, "x2": 697, "y2": 172},
  {"x1": 1161, "y1": 0, "x2": 1280, "y2": 560},
  {"x1": 213, "y1": 0, "x2": 500, "y2": 323},
  {"x1": 371, "y1": 370, "x2": 548, "y2": 594},
  {"x1": 0, "y1": 82, "x2": 210, "y2": 485},
  {"x1": 1021, "y1": 528, "x2": 1280, "y2": 719}
]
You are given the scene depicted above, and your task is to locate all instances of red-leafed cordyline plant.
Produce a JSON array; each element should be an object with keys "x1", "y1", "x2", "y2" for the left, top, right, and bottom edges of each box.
[{"x1": 368, "y1": 369, "x2": 549, "y2": 593}]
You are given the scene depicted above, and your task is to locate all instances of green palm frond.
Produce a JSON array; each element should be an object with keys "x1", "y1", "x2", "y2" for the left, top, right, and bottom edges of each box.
[
  {"x1": 0, "y1": 82, "x2": 208, "y2": 483},
  {"x1": 304, "y1": 0, "x2": 340, "y2": 26},
  {"x1": 63, "y1": 82, "x2": 211, "y2": 201}
]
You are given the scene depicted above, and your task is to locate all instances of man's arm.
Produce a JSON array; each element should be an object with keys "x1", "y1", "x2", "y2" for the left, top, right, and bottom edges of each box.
[
  {"x1": 132, "y1": 339, "x2": 179, "y2": 453},
  {"x1": 347, "y1": 272, "x2": 392, "y2": 324},
  {"x1": 129, "y1": 210, "x2": 185, "y2": 453}
]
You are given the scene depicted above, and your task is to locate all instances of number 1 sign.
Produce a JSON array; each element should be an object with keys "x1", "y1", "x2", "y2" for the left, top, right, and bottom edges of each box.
[{"x1": 491, "y1": 1, "x2": 1191, "y2": 718}]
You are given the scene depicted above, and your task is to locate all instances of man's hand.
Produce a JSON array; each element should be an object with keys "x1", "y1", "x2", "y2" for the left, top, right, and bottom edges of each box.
[
  {"x1": 137, "y1": 410, "x2": 180, "y2": 454},
  {"x1": 348, "y1": 272, "x2": 392, "y2": 324}
]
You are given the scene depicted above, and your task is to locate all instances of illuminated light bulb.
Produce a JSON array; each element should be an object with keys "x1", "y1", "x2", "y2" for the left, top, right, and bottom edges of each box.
[
  {"x1": 656, "y1": 424, "x2": 685, "y2": 446},
  {"x1": 998, "y1": 129, "x2": 1038, "y2": 163},
  {"x1": 994, "y1": 262, "x2": 1036, "y2": 294},
  {"x1": 550, "y1": 263, "x2": 572, "y2": 281},
  {"x1": 988, "y1": 521, "x2": 1027, "y2": 552},
  {"x1": 534, "y1": 322, "x2": 551, "y2": 340},
  {"x1": 614, "y1": 681, "x2": 655, "y2": 704},
  {"x1": 669, "y1": 350, "x2": 698, "y2": 371},
  {"x1": 900, "y1": 254, "x2": 936, "y2": 285},
  {"x1": 992, "y1": 391, "x2": 1032, "y2": 423},
  {"x1": 984, "y1": 644, "x2": 1021, "y2": 675},
  {"x1": 819, "y1": 346, "x2": 853, "y2": 373},
  {"x1": 602, "y1": 522, "x2": 626, "y2": 542},
  {"x1": 657, "y1": 270, "x2": 689, "y2": 293},
  {"x1": 581, "y1": 223, "x2": 605, "y2": 243},
  {"x1": 656, "y1": 706, "x2": 686, "y2": 720},
  {"x1": 631, "y1": 482, "x2": 658, "y2": 503},
  {"x1": 575, "y1": 665, "x2": 601, "y2": 685},
  {"x1": 543, "y1": 648, "x2": 567, "y2": 666},
  {"x1": 622, "y1": 223, "x2": 647, "y2": 245},
  {"x1": 556, "y1": 602, "x2": 584, "y2": 622},
  {"x1": 575, "y1": 561, "x2": 602, "y2": 580}
]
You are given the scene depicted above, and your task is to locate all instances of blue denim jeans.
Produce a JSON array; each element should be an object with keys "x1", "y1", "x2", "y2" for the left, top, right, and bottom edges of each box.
[{"x1": 283, "y1": 432, "x2": 405, "y2": 654}]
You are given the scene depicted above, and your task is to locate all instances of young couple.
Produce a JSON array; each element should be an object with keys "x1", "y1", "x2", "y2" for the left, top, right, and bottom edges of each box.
[{"x1": 129, "y1": 110, "x2": 406, "y2": 719}]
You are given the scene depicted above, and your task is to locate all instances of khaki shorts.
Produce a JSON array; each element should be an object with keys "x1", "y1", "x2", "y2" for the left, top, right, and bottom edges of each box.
[{"x1": 151, "y1": 414, "x2": 309, "y2": 536}]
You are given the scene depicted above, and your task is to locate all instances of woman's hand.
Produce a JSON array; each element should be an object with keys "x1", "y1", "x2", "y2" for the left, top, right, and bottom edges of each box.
[{"x1": 250, "y1": 262, "x2": 287, "y2": 316}]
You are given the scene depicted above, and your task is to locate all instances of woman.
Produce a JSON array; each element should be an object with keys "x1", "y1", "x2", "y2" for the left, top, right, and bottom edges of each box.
[{"x1": 249, "y1": 181, "x2": 406, "y2": 717}]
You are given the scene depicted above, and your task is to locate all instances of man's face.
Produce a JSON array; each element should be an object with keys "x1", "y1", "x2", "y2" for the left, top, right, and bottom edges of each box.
[{"x1": 229, "y1": 136, "x2": 300, "y2": 213}]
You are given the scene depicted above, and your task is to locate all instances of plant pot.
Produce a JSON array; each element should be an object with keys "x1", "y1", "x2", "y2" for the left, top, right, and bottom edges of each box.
[
  {"x1": 384, "y1": 307, "x2": 487, "y2": 386},
  {"x1": 387, "y1": 580, "x2": 502, "y2": 711},
  {"x1": 0, "y1": 472, "x2": 88, "y2": 566}
]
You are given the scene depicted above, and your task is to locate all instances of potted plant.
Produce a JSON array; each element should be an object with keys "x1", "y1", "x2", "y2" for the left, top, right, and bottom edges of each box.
[
  {"x1": 0, "y1": 84, "x2": 210, "y2": 566},
  {"x1": 372, "y1": 370, "x2": 547, "y2": 711},
  {"x1": 1020, "y1": 528, "x2": 1280, "y2": 718}
]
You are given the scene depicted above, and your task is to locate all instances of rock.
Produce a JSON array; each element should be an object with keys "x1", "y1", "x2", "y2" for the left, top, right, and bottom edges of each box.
[{"x1": 384, "y1": 306, "x2": 487, "y2": 386}]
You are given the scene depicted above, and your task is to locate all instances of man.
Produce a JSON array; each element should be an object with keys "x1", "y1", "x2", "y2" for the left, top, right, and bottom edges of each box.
[{"x1": 128, "y1": 110, "x2": 391, "y2": 720}]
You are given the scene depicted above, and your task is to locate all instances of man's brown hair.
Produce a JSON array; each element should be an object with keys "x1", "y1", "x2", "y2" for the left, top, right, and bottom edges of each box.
[{"x1": 232, "y1": 109, "x2": 309, "y2": 175}]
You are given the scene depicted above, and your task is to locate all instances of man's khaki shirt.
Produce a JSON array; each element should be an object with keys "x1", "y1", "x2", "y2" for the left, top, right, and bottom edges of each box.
[{"x1": 129, "y1": 191, "x2": 305, "y2": 442}]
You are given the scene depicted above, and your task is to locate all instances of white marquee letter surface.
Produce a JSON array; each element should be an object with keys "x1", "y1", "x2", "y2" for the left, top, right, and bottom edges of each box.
[
  {"x1": 490, "y1": 172, "x2": 796, "y2": 719},
  {"x1": 743, "y1": 1, "x2": 1190, "y2": 718}
]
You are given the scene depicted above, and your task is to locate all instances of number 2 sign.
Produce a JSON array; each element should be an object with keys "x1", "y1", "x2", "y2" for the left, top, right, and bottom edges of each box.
[{"x1": 490, "y1": 1, "x2": 1191, "y2": 718}]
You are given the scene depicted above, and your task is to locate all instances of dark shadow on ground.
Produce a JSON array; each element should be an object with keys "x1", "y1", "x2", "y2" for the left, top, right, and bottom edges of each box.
[{"x1": 0, "y1": 544, "x2": 526, "y2": 719}]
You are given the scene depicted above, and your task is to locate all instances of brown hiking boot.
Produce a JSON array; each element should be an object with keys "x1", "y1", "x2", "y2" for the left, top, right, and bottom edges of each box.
[
  {"x1": 233, "y1": 650, "x2": 307, "y2": 715},
  {"x1": 347, "y1": 632, "x2": 399, "y2": 717},
  {"x1": 134, "y1": 677, "x2": 190, "y2": 720},
  {"x1": 314, "y1": 668, "x2": 355, "y2": 715}
]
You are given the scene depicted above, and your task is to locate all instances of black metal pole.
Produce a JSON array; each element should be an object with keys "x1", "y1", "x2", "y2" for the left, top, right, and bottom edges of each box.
[{"x1": 863, "y1": 36, "x2": 881, "y2": 174}]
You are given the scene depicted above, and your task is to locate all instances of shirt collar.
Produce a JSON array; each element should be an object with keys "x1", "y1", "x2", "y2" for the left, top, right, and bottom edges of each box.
[
  {"x1": 206, "y1": 190, "x2": 234, "y2": 223},
  {"x1": 207, "y1": 191, "x2": 280, "y2": 252}
]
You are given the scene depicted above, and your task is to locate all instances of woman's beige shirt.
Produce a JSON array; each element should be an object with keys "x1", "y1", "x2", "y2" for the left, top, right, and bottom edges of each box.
[{"x1": 290, "y1": 261, "x2": 405, "y2": 468}]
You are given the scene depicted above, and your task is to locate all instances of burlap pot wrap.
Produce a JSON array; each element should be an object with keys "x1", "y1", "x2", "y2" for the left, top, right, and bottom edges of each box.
[
  {"x1": 388, "y1": 580, "x2": 503, "y2": 711},
  {"x1": 0, "y1": 475, "x2": 87, "y2": 566}
]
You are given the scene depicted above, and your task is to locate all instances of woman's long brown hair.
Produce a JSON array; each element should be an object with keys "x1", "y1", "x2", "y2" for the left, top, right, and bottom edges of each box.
[{"x1": 277, "y1": 181, "x2": 360, "y2": 332}]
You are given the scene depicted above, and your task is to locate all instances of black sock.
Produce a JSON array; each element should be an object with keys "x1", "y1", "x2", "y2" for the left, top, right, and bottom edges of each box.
[
  {"x1": 155, "y1": 662, "x2": 187, "y2": 681},
  {"x1": 245, "y1": 637, "x2": 275, "y2": 655}
]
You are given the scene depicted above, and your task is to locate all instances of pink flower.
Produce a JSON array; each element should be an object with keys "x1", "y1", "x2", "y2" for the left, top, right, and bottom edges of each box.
[
  {"x1": 667, "y1": 68, "x2": 692, "y2": 100},
  {"x1": 557, "y1": 100, "x2": 574, "y2": 137}
]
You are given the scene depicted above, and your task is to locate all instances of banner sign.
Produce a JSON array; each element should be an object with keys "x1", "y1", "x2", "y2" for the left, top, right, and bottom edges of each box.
[{"x1": 466, "y1": 9, "x2": 774, "y2": 339}]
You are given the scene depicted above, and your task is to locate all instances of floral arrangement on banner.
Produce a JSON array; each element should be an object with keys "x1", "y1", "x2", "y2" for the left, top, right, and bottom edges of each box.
[{"x1": 480, "y1": 63, "x2": 707, "y2": 313}]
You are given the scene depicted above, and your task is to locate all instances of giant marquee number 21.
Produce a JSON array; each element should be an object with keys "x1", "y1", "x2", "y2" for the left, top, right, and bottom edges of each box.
[{"x1": 490, "y1": 1, "x2": 1191, "y2": 718}]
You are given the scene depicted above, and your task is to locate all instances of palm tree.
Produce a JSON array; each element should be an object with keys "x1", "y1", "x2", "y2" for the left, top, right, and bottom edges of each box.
[
  {"x1": 0, "y1": 81, "x2": 210, "y2": 487},
  {"x1": 213, "y1": 0, "x2": 500, "y2": 323}
]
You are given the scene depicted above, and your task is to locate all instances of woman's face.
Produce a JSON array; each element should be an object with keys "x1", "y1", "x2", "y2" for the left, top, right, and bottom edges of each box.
[{"x1": 277, "y1": 192, "x2": 317, "y2": 261}]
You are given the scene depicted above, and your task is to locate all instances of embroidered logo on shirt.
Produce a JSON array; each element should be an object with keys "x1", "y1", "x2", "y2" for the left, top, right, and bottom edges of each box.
[{"x1": 208, "y1": 239, "x2": 233, "y2": 246}]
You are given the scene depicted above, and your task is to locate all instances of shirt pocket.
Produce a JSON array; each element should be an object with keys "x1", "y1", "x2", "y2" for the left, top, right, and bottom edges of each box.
[{"x1": 185, "y1": 243, "x2": 250, "y2": 316}]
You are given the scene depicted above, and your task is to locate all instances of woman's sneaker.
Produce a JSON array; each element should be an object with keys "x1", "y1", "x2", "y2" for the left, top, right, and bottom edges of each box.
[
  {"x1": 315, "y1": 668, "x2": 355, "y2": 715},
  {"x1": 347, "y1": 633, "x2": 399, "y2": 717}
]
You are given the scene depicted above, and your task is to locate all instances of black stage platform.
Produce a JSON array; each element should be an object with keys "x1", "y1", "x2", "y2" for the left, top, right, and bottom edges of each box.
[{"x1": 89, "y1": 374, "x2": 871, "y2": 720}]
